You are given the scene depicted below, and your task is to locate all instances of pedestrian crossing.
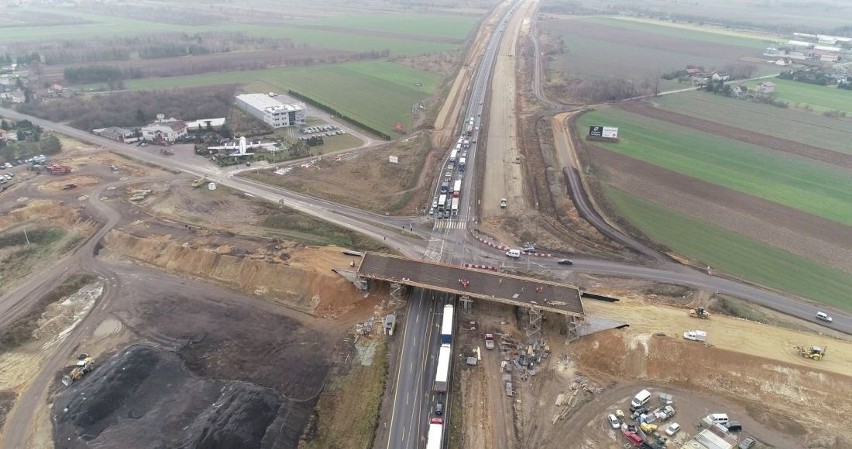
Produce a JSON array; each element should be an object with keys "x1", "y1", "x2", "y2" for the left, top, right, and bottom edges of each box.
[{"x1": 434, "y1": 220, "x2": 467, "y2": 230}]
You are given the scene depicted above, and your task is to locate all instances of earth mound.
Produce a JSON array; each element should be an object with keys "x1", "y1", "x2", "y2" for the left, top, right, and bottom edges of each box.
[{"x1": 53, "y1": 344, "x2": 306, "y2": 449}]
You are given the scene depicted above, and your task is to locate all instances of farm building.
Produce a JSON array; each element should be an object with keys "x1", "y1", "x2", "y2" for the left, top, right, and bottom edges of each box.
[
  {"x1": 757, "y1": 81, "x2": 775, "y2": 94},
  {"x1": 235, "y1": 94, "x2": 306, "y2": 129},
  {"x1": 185, "y1": 118, "x2": 226, "y2": 131},
  {"x1": 92, "y1": 126, "x2": 137, "y2": 142}
]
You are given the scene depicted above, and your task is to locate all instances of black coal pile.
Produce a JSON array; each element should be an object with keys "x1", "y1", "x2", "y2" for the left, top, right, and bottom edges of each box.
[{"x1": 53, "y1": 345, "x2": 308, "y2": 449}]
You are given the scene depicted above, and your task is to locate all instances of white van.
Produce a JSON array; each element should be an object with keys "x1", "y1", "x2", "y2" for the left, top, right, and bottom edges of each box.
[
  {"x1": 505, "y1": 249, "x2": 521, "y2": 258},
  {"x1": 707, "y1": 413, "x2": 729, "y2": 425},
  {"x1": 630, "y1": 389, "x2": 652, "y2": 409}
]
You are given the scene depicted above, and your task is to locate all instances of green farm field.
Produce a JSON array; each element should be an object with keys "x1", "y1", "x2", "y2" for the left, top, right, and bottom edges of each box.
[
  {"x1": 5, "y1": 9, "x2": 470, "y2": 56},
  {"x1": 577, "y1": 108, "x2": 852, "y2": 226},
  {"x1": 745, "y1": 78, "x2": 852, "y2": 114},
  {"x1": 300, "y1": 13, "x2": 479, "y2": 41},
  {"x1": 652, "y1": 92, "x2": 852, "y2": 155},
  {"x1": 572, "y1": 16, "x2": 774, "y2": 49},
  {"x1": 124, "y1": 61, "x2": 439, "y2": 136},
  {"x1": 603, "y1": 187, "x2": 852, "y2": 310}
]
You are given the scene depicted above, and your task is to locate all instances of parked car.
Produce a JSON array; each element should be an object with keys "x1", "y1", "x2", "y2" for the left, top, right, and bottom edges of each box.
[
  {"x1": 816, "y1": 311, "x2": 833, "y2": 322},
  {"x1": 665, "y1": 422, "x2": 681, "y2": 436},
  {"x1": 607, "y1": 413, "x2": 620, "y2": 429},
  {"x1": 726, "y1": 421, "x2": 742, "y2": 432},
  {"x1": 738, "y1": 437, "x2": 756, "y2": 449},
  {"x1": 557, "y1": 259, "x2": 573, "y2": 265}
]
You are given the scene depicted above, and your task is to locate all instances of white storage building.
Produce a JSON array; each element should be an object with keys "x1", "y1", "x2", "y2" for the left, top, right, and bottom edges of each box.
[{"x1": 235, "y1": 94, "x2": 306, "y2": 128}]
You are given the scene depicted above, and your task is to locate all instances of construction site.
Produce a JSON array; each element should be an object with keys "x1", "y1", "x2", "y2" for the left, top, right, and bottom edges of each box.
[{"x1": 1, "y1": 0, "x2": 851, "y2": 448}]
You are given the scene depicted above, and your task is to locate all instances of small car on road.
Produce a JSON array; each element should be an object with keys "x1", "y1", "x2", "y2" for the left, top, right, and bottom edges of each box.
[
  {"x1": 557, "y1": 259, "x2": 573, "y2": 265},
  {"x1": 816, "y1": 311, "x2": 833, "y2": 322}
]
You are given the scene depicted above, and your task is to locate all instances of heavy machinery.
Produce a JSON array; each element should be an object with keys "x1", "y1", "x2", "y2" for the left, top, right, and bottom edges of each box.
[
  {"x1": 61, "y1": 356, "x2": 95, "y2": 386},
  {"x1": 689, "y1": 307, "x2": 711, "y2": 319},
  {"x1": 191, "y1": 177, "x2": 206, "y2": 188},
  {"x1": 797, "y1": 345, "x2": 826, "y2": 361}
]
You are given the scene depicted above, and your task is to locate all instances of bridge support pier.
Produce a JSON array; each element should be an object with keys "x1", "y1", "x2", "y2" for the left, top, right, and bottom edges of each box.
[
  {"x1": 527, "y1": 305, "x2": 542, "y2": 338},
  {"x1": 356, "y1": 276, "x2": 368, "y2": 292},
  {"x1": 390, "y1": 282, "x2": 405, "y2": 307},
  {"x1": 566, "y1": 315, "x2": 583, "y2": 342}
]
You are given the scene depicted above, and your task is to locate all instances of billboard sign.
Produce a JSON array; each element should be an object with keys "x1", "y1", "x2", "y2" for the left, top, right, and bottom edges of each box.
[
  {"x1": 602, "y1": 127, "x2": 619, "y2": 139},
  {"x1": 589, "y1": 126, "x2": 603, "y2": 137},
  {"x1": 589, "y1": 125, "x2": 618, "y2": 139}
]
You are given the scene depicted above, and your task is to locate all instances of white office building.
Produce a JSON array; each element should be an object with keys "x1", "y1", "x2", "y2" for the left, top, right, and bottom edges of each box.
[{"x1": 235, "y1": 94, "x2": 307, "y2": 128}]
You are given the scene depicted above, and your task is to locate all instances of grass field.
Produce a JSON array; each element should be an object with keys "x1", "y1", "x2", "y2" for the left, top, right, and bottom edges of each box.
[
  {"x1": 603, "y1": 187, "x2": 852, "y2": 311},
  {"x1": 122, "y1": 61, "x2": 440, "y2": 136},
  {"x1": 4, "y1": 9, "x2": 468, "y2": 56},
  {"x1": 541, "y1": 17, "x2": 775, "y2": 87},
  {"x1": 653, "y1": 92, "x2": 852, "y2": 155},
  {"x1": 577, "y1": 108, "x2": 852, "y2": 226},
  {"x1": 745, "y1": 78, "x2": 852, "y2": 114},
  {"x1": 302, "y1": 13, "x2": 479, "y2": 41},
  {"x1": 573, "y1": 16, "x2": 774, "y2": 49}
]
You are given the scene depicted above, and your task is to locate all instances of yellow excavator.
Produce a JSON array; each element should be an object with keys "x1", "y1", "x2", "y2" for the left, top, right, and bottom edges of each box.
[{"x1": 797, "y1": 345, "x2": 826, "y2": 361}]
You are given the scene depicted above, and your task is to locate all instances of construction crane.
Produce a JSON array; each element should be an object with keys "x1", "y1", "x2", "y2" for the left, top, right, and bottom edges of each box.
[
  {"x1": 796, "y1": 345, "x2": 826, "y2": 361},
  {"x1": 689, "y1": 307, "x2": 711, "y2": 319}
]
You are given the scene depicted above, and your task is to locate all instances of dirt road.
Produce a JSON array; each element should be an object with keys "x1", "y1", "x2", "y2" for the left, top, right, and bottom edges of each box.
[{"x1": 481, "y1": 0, "x2": 538, "y2": 218}]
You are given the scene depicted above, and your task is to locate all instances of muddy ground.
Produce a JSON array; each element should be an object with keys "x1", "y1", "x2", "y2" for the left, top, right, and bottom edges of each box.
[
  {"x1": 0, "y1": 134, "x2": 391, "y2": 449},
  {"x1": 454, "y1": 291, "x2": 852, "y2": 449}
]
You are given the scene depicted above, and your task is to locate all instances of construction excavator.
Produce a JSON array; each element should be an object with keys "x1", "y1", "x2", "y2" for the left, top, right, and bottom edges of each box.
[
  {"x1": 689, "y1": 307, "x2": 711, "y2": 319},
  {"x1": 796, "y1": 345, "x2": 826, "y2": 361}
]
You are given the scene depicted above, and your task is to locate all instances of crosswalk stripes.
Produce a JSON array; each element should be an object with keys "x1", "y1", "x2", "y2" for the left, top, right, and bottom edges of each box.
[{"x1": 433, "y1": 220, "x2": 467, "y2": 230}]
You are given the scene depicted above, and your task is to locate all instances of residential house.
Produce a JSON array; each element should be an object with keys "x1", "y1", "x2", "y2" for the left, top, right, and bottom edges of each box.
[
  {"x1": 757, "y1": 81, "x2": 775, "y2": 94},
  {"x1": 141, "y1": 121, "x2": 187, "y2": 143},
  {"x1": 0, "y1": 90, "x2": 25, "y2": 103}
]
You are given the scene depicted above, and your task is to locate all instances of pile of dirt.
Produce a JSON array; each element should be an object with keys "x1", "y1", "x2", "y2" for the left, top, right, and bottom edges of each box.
[
  {"x1": 0, "y1": 200, "x2": 87, "y2": 230},
  {"x1": 103, "y1": 229, "x2": 358, "y2": 315},
  {"x1": 38, "y1": 175, "x2": 102, "y2": 192},
  {"x1": 53, "y1": 344, "x2": 306, "y2": 449}
]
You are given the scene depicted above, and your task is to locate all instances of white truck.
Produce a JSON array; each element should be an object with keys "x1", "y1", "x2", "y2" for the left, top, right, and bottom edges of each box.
[
  {"x1": 484, "y1": 333, "x2": 495, "y2": 350},
  {"x1": 683, "y1": 330, "x2": 707, "y2": 342}
]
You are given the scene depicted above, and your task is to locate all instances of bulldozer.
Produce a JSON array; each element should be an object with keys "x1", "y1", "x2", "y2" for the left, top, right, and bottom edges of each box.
[
  {"x1": 61, "y1": 356, "x2": 95, "y2": 386},
  {"x1": 689, "y1": 307, "x2": 711, "y2": 319},
  {"x1": 797, "y1": 345, "x2": 826, "y2": 361}
]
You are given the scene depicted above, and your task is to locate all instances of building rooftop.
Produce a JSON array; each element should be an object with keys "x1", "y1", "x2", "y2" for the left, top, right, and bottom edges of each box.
[{"x1": 236, "y1": 94, "x2": 305, "y2": 113}]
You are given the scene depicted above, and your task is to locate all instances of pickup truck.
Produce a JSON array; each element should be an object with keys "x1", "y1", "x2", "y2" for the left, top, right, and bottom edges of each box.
[{"x1": 484, "y1": 334, "x2": 495, "y2": 350}]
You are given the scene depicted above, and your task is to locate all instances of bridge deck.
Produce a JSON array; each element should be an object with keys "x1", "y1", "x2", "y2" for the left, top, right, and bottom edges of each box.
[{"x1": 358, "y1": 253, "x2": 583, "y2": 317}]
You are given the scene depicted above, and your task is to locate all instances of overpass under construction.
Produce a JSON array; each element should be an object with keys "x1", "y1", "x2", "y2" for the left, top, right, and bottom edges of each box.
[{"x1": 356, "y1": 253, "x2": 585, "y2": 338}]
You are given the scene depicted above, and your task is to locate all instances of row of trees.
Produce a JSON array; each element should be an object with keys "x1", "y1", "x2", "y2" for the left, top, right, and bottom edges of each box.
[
  {"x1": 63, "y1": 65, "x2": 123, "y2": 84},
  {"x1": 16, "y1": 85, "x2": 237, "y2": 132},
  {"x1": 0, "y1": 119, "x2": 61, "y2": 162},
  {"x1": 10, "y1": 32, "x2": 298, "y2": 67}
]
